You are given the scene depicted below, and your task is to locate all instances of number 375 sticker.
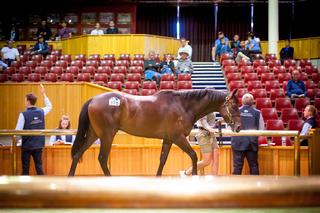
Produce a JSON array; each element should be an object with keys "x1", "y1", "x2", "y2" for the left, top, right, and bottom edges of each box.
[{"x1": 109, "y1": 97, "x2": 121, "y2": 106}]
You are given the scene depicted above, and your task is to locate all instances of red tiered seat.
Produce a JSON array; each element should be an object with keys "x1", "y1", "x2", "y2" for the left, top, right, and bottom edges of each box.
[
  {"x1": 20, "y1": 54, "x2": 30, "y2": 64},
  {"x1": 161, "y1": 74, "x2": 175, "y2": 81},
  {"x1": 278, "y1": 73, "x2": 291, "y2": 83},
  {"x1": 142, "y1": 81, "x2": 157, "y2": 90},
  {"x1": 282, "y1": 81, "x2": 288, "y2": 92},
  {"x1": 50, "y1": 66, "x2": 63, "y2": 76},
  {"x1": 300, "y1": 72, "x2": 308, "y2": 81},
  {"x1": 258, "y1": 136, "x2": 268, "y2": 145},
  {"x1": 85, "y1": 60, "x2": 99, "y2": 69},
  {"x1": 94, "y1": 73, "x2": 108, "y2": 84},
  {"x1": 123, "y1": 89, "x2": 138, "y2": 95},
  {"x1": 275, "y1": 98, "x2": 292, "y2": 113},
  {"x1": 118, "y1": 54, "x2": 131, "y2": 61},
  {"x1": 82, "y1": 66, "x2": 96, "y2": 76},
  {"x1": 131, "y1": 60, "x2": 144, "y2": 67},
  {"x1": 66, "y1": 66, "x2": 80, "y2": 75},
  {"x1": 44, "y1": 73, "x2": 58, "y2": 82},
  {"x1": 39, "y1": 60, "x2": 53, "y2": 69},
  {"x1": 311, "y1": 73, "x2": 320, "y2": 84},
  {"x1": 31, "y1": 55, "x2": 43, "y2": 65},
  {"x1": 281, "y1": 108, "x2": 299, "y2": 125},
  {"x1": 97, "y1": 66, "x2": 112, "y2": 75},
  {"x1": 236, "y1": 88, "x2": 248, "y2": 99},
  {"x1": 256, "y1": 66, "x2": 270, "y2": 75},
  {"x1": 75, "y1": 54, "x2": 86, "y2": 63},
  {"x1": 247, "y1": 80, "x2": 262, "y2": 91},
  {"x1": 61, "y1": 73, "x2": 74, "y2": 82},
  {"x1": 240, "y1": 66, "x2": 254, "y2": 75},
  {"x1": 268, "y1": 59, "x2": 281, "y2": 69},
  {"x1": 160, "y1": 81, "x2": 175, "y2": 90},
  {"x1": 261, "y1": 73, "x2": 275, "y2": 83},
  {"x1": 4, "y1": 67, "x2": 16, "y2": 75},
  {"x1": 220, "y1": 53, "x2": 233, "y2": 63},
  {"x1": 51, "y1": 49, "x2": 62, "y2": 57},
  {"x1": 11, "y1": 73, "x2": 24, "y2": 82},
  {"x1": 60, "y1": 54, "x2": 72, "y2": 64},
  {"x1": 55, "y1": 60, "x2": 68, "y2": 70},
  {"x1": 141, "y1": 89, "x2": 157, "y2": 96},
  {"x1": 124, "y1": 81, "x2": 140, "y2": 90},
  {"x1": 244, "y1": 73, "x2": 259, "y2": 83},
  {"x1": 133, "y1": 54, "x2": 145, "y2": 61},
  {"x1": 178, "y1": 74, "x2": 192, "y2": 81},
  {"x1": 71, "y1": 60, "x2": 84, "y2": 69},
  {"x1": 261, "y1": 109, "x2": 278, "y2": 121},
  {"x1": 294, "y1": 98, "x2": 310, "y2": 113},
  {"x1": 265, "y1": 80, "x2": 280, "y2": 92},
  {"x1": 253, "y1": 59, "x2": 266, "y2": 69},
  {"x1": 314, "y1": 98, "x2": 320, "y2": 111},
  {"x1": 288, "y1": 66, "x2": 302, "y2": 74},
  {"x1": 0, "y1": 74, "x2": 8, "y2": 82},
  {"x1": 265, "y1": 54, "x2": 277, "y2": 62},
  {"x1": 10, "y1": 61, "x2": 22, "y2": 69},
  {"x1": 288, "y1": 119, "x2": 304, "y2": 131},
  {"x1": 270, "y1": 89, "x2": 285, "y2": 101},
  {"x1": 127, "y1": 73, "x2": 142, "y2": 83},
  {"x1": 103, "y1": 54, "x2": 115, "y2": 62},
  {"x1": 25, "y1": 61, "x2": 37, "y2": 71},
  {"x1": 305, "y1": 65, "x2": 318, "y2": 75},
  {"x1": 46, "y1": 55, "x2": 58, "y2": 63},
  {"x1": 27, "y1": 73, "x2": 41, "y2": 82},
  {"x1": 266, "y1": 120, "x2": 291, "y2": 146},
  {"x1": 128, "y1": 66, "x2": 143, "y2": 75},
  {"x1": 307, "y1": 88, "x2": 320, "y2": 99},
  {"x1": 251, "y1": 89, "x2": 267, "y2": 99},
  {"x1": 229, "y1": 80, "x2": 245, "y2": 91},
  {"x1": 222, "y1": 59, "x2": 235, "y2": 68},
  {"x1": 18, "y1": 66, "x2": 32, "y2": 75},
  {"x1": 284, "y1": 59, "x2": 296, "y2": 69},
  {"x1": 77, "y1": 73, "x2": 91, "y2": 82},
  {"x1": 304, "y1": 80, "x2": 315, "y2": 90},
  {"x1": 34, "y1": 66, "x2": 48, "y2": 77},
  {"x1": 100, "y1": 60, "x2": 114, "y2": 68},
  {"x1": 227, "y1": 73, "x2": 242, "y2": 83},
  {"x1": 224, "y1": 65, "x2": 238, "y2": 75},
  {"x1": 110, "y1": 73, "x2": 125, "y2": 83},
  {"x1": 113, "y1": 66, "x2": 127, "y2": 75},
  {"x1": 177, "y1": 81, "x2": 192, "y2": 90},
  {"x1": 299, "y1": 59, "x2": 311, "y2": 69},
  {"x1": 272, "y1": 66, "x2": 286, "y2": 75},
  {"x1": 89, "y1": 54, "x2": 100, "y2": 62},
  {"x1": 255, "y1": 98, "x2": 272, "y2": 110},
  {"x1": 107, "y1": 81, "x2": 122, "y2": 91},
  {"x1": 116, "y1": 60, "x2": 130, "y2": 68},
  {"x1": 237, "y1": 59, "x2": 251, "y2": 68}
]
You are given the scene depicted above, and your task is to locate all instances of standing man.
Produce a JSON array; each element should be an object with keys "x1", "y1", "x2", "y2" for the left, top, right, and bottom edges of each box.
[
  {"x1": 177, "y1": 37, "x2": 192, "y2": 60},
  {"x1": 231, "y1": 93, "x2": 264, "y2": 175},
  {"x1": 36, "y1": 20, "x2": 52, "y2": 41},
  {"x1": 15, "y1": 84, "x2": 52, "y2": 175},
  {"x1": 280, "y1": 39, "x2": 294, "y2": 64},
  {"x1": 211, "y1": 31, "x2": 229, "y2": 62}
]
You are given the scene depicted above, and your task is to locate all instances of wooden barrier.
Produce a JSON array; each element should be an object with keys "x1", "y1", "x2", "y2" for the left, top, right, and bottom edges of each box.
[{"x1": 0, "y1": 176, "x2": 320, "y2": 208}]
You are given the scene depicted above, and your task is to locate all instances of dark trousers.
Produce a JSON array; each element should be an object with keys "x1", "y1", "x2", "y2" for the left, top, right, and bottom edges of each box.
[
  {"x1": 21, "y1": 148, "x2": 44, "y2": 175},
  {"x1": 232, "y1": 149, "x2": 259, "y2": 175}
]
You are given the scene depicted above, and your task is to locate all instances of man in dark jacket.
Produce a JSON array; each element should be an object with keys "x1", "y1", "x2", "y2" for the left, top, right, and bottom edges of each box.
[
  {"x1": 231, "y1": 93, "x2": 265, "y2": 175},
  {"x1": 36, "y1": 20, "x2": 52, "y2": 41},
  {"x1": 15, "y1": 84, "x2": 52, "y2": 175},
  {"x1": 280, "y1": 39, "x2": 294, "y2": 64}
]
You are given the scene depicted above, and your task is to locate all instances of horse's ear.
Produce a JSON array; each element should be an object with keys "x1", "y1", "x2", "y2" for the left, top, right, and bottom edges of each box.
[{"x1": 231, "y1": 89, "x2": 238, "y2": 97}]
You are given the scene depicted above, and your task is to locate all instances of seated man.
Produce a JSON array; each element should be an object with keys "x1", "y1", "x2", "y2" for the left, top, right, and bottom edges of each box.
[
  {"x1": 0, "y1": 59, "x2": 8, "y2": 71},
  {"x1": 144, "y1": 51, "x2": 161, "y2": 82},
  {"x1": 106, "y1": 21, "x2": 119, "y2": 34},
  {"x1": 280, "y1": 39, "x2": 294, "y2": 64},
  {"x1": 90, "y1": 22, "x2": 104, "y2": 35},
  {"x1": 160, "y1": 54, "x2": 174, "y2": 75},
  {"x1": 246, "y1": 34, "x2": 261, "y2": 54},
  {"x1": 31, "y1": 36, "x2": 50, "y2": 57},
  {"x1": 216, "y1": 37, "x2": 232, "y2": 56},
  {"x1": 176, "y1": 50, "x2": 193, "y2": 75},
  {"x1": 286, "y1": 70, "x2": 306, "y2": 98},
  {"x1": 300, "y1": 105, "x2": 318, "y2": 146},
  {"x1": 211, "y1": 31, "x2": 229, "y2": 62},
  {"x1": 235, "y1": 41, "x2": 251, "y2": 63},
  {"x1": 177, "y1": 38, "x2": 192, "y2": 60},
  {"x1": 1, "y1": 40, "x2": 20, "y2": 66}
]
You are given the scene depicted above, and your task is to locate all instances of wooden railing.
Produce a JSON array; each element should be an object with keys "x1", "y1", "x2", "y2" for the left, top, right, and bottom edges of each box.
[{"x1": 1, "y1": 129, "x2": 319, "y2": 176}]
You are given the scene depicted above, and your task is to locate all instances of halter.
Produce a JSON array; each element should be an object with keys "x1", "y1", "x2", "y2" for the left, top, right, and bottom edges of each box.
[{"x1": 223, "y1": 96, "x2": 235, "y2": 126}]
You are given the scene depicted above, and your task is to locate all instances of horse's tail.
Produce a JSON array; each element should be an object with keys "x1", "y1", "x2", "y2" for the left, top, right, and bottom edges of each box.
[{"x1": 71, "y1": 98, "x2": 93, "y2": 158}]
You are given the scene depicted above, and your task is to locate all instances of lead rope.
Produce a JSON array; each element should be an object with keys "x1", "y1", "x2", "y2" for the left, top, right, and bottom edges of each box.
[{"x1": 218, "y1": 120, "x2": 223, "y2": 147}]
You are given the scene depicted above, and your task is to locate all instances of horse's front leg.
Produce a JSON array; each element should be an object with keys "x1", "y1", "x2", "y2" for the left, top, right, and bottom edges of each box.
[
  {"x1": 174, "y1": 135, "x2": 198, "y2": 175},
  {"x1": 156, "y1": 139, "x2": 172, "y2": 176}
]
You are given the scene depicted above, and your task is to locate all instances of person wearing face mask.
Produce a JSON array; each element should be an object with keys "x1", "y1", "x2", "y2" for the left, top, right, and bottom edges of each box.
[{"x1": 50, "y1": 115, "x2": 75, "y2": 145}]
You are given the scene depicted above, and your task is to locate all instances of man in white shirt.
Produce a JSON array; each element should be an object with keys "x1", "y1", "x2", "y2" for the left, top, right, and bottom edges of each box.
[
  {"x1": 177, "y1": 38, "x2": 192, "y2": 60},
  {"x1": 90, "y1": 22, "x2": 104, "y2": 35},
  {"x1": 1, "y1": 40, "x2": 20, "y2": 66},
  {"x1": 15, "y1": 84, "x2": 52, "y2": 175}
]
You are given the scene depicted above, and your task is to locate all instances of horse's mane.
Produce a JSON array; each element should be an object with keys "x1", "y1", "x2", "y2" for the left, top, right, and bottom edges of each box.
[{"x1": 156, "y1": 89, "x2": 227, "y2": 101}]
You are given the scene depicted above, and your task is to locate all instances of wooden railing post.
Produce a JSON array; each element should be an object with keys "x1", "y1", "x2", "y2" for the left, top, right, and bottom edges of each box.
[
  {"x1": 294, "y1": 135, "x2": 301, "y2": 176},
  {"x1": 11, "y1": 136, "x2": 17, "y2": 175}
]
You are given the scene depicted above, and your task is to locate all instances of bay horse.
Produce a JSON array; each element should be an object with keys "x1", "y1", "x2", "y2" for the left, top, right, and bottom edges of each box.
[{"x1": 68, "y1": 88, "x2": 241, "y2": 176}]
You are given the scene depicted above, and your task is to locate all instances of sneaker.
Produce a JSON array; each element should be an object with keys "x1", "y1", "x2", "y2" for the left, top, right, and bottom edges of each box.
[{"x1": 179, "y1": 170, "x2": 187, "y2": 177}]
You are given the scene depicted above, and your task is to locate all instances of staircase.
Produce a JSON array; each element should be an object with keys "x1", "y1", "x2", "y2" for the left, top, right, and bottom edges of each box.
[{"x1": 192, "y1": 62, "x2": 227, "y2": 91}]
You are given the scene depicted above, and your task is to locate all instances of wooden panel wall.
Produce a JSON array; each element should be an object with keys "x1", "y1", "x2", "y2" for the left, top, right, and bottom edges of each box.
[
  {"x1": 0, "y1": 83, "x2": 112, "y2": 129},
  {"x1": 0, "y1": 144, "x2": 309, "y2": 176}
]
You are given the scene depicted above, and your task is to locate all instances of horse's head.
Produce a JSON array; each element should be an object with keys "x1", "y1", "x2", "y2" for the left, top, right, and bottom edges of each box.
[{"x1": 219, "y1": 89, "x2": 241, "y2": 132}]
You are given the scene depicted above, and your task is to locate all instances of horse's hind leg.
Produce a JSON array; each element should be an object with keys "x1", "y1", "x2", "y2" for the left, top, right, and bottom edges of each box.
[
  {"x1": 156, "y1": 139, "x2": 172, "y2": 176},
  {"x1": 68, "y1": 125, "x2": 97, "y2": 176},
  {"x1": 174, "y1": 135, "x2": 198, "y2": 175},
  {"x1": 98, "y1": 128, "x2": 117, "y2": 176}
]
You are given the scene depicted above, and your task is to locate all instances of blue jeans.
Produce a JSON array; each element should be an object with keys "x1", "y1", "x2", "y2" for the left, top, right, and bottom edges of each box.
[
  {"x1": 160, "y1": 67, "x2": 173, "y2": 75},
  {"x1": 145, "y1": 70, "x2": 161, "y2": 82}
]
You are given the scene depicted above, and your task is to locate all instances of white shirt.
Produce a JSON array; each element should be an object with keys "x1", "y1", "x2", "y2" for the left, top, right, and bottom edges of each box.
[
  {"x1": 177, "y1": 44, "x2": 192, "y2": 60},
  {"x1": 49, "y1": 135, "x2": 75, "y2": 145},
  {"x1": 15, "y1": 97, "x2": 52, "y2": 130},
  {"x1": 1, "y1": 47, "x2": 19, "y2": 60},
  {"x1": 90, "y1": 29, "x2": 104, "y2": 35}
]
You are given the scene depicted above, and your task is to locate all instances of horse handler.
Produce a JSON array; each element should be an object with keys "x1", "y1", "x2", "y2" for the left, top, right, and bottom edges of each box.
[{"x1": 180, "y1": 112, "x2": 219, "y2": 176}]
